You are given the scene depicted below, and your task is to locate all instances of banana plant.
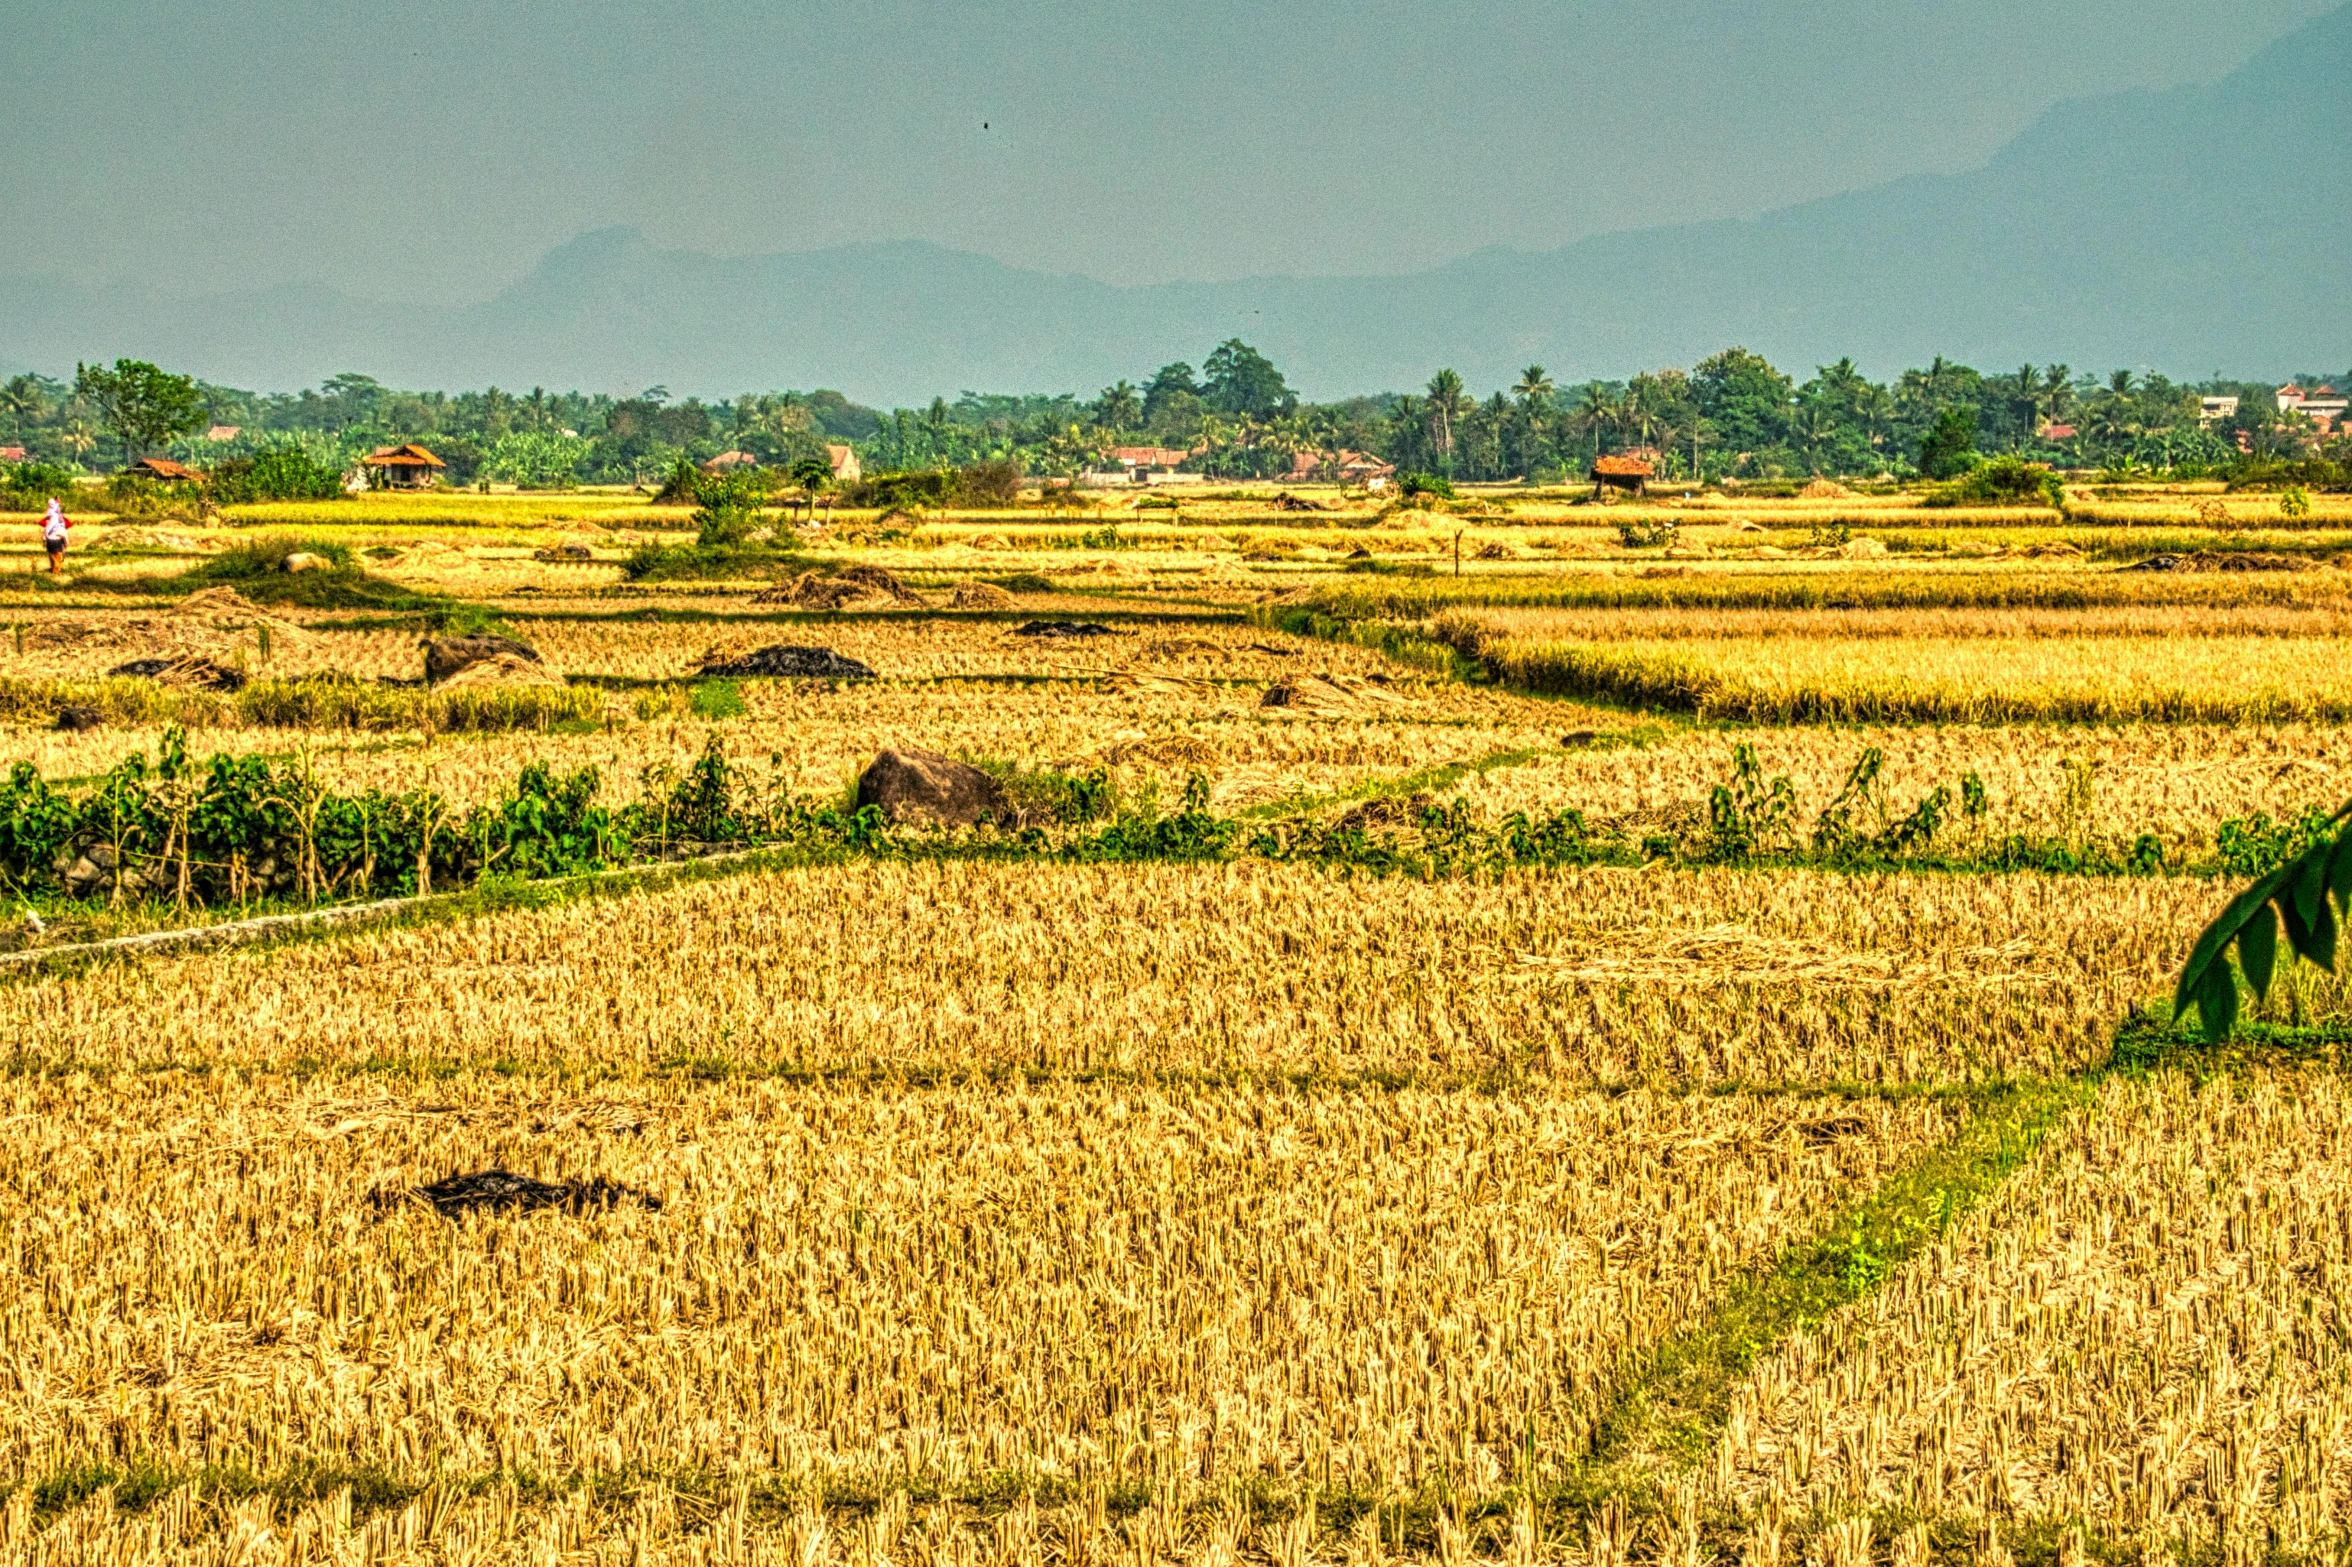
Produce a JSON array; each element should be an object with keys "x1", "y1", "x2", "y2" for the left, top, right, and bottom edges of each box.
[{"x1": 2176, "y1": 801, "x2": 2352, "y2": 1039}]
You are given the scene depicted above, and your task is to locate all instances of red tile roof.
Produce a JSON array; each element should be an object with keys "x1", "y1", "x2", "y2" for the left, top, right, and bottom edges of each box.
[{"x1": 128, "y1": 457, "x2": 202, "y2": 481}]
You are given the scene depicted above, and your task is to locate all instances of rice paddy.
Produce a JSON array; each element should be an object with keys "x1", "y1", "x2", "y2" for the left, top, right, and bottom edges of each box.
[{"x1": 2, "y1": 484, "x2": 2349, "y2": 1559}]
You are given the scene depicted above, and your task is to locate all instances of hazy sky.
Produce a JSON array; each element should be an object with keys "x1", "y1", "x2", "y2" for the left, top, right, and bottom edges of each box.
[{"x1": 3, "y1": 0, "x2": 2334, "y2": 303}]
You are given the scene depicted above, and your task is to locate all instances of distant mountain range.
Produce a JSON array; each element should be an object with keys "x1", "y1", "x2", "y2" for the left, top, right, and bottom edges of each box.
[{"x1": 5, "y1": 5, "x2": 2346, "y2": 403}]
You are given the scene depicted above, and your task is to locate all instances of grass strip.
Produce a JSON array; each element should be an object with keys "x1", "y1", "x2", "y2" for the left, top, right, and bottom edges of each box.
[{"x1": 1578, "y1": 1077, "x2": 2084, "y2": 1474}]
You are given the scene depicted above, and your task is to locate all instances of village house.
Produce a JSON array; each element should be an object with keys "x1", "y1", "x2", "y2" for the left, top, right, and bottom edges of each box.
[
  {"x1": 1283, "y1": 449, "x2": 1395, "y2": 486},
  {"x1": 126, "y1": 457, "x2": 203, "y2": 481},
  {"x1": 700, "y1": 450, "x2": 758, "y2": 474},
  {"x1": 0, "y1": 448, "x2": 26, "y2": 463},
  {"x1": 204, "y1": 425, "x2": 241, "y2": 443},
  {"x1": 2199, "y1": 395, "x2": 2239, "y2": 423},
  {"x1": 359, "y1": 444, "x2": 448, "y2": 489},
  {"x1": 1080, "y1": 446, "x2": 1204, "y2": 487},
  {"x1": 2277, "y1": 384, "x2": 2348, "y2": 435},
  {"x1": 826, "y1": 444, "x2": 861, "y2": 483}
]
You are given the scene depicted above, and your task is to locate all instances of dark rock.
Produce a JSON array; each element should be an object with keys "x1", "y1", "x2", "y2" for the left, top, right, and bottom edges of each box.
[
  {"x1": 54, "y1": 706, "x2": 103, "y2": 732},
  {"x1": 1012, "y1": 620, "x2": 1120, "y2": 638},
  {"x1": 855, "y1": 748, "x2": 1004, "y2": 827},
  {"x1": 1562, "y1": 731, "x2": 1599, "y2": 748},
  {"x1": 422, "y1": 635, "x2": 540, "y2": 685},
  {"x1": 532, "y1": 544, "x2": 594, "y2": 562},
  {"x1": 2124, "y1": 554, "x2": 2188, "y2": 572},
  {"x1": 697, "y1": 643, "x2": 877, "y2": 679},
  {"x1": 394, "y1": 1169, "x2": 663, "y2": 1219},
  {"x1": 106, "y1": 656, "x2": 247, "y2": 692}
]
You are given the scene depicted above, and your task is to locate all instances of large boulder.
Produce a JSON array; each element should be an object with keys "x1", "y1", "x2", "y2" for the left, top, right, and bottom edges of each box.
[
  {"x1": 422, "y1": 634, "x2": 540, "y2": 686},
  {"x1": 855, "y1": 749, "x2": 1003, "y2": 828}
]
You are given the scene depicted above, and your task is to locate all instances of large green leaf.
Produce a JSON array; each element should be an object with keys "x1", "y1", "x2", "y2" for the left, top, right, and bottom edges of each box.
[
  {"x1": 2239, "y1": 900, "x2": 2279, "y2": 1000},
  {"x1": 2175, "y1": 811, "x2": 2350, "y2": 1040},
  {"x1": 2175, "y1": 864, "x2": 2297, "y2": 1019}
]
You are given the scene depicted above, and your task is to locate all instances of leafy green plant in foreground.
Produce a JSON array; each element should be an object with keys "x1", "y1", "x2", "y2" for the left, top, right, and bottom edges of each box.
[{"x1": 2176, "y1": 799, "x2": 2352, "y2": 1039}]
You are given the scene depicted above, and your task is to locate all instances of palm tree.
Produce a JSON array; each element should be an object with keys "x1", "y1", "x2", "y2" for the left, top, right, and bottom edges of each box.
[
  {"x1": 1093, "y1": 381, "x2": 1141, "y2": 431},
  {"x1": 1815, "y1": 357, "x2": 1868, "y2": 420},
  {"x1": 1574, "y1": 385, "x2": 1616, "y2": 464},
  {"x1": 1512, "y1": 365, "x2": 1554, "y2": 408},
  {"x1": 1790, "y1": 401, "x2": 1835, "y2": 474},
  {"x1": 1, "y1": 376, "x2": 45, "y2": 440},
  {"x1": 2041, "y1": 364, "x2": 2075, "y2": 427},
  {"x1": 1425, "y1": 369, "x2": 1468, "y2": 475},
  {"x1": 60, "y1": 422, "x2": 96, "y2": 468},
  {"x1": 1855, "y1": 385, "x2": 1896, "y2": 462}
]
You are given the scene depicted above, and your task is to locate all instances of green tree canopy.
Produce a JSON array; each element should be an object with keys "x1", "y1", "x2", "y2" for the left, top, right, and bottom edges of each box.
[
  {"x1": 1690, "y1": 348, "x2": 1792, "y2": 458},
  {"x1": 1201, "y1": 340, "x2": 1296, "y2": 419},
  {"x1": 1917, "y1": 407, "x2": 1980, "y2": 479},
  {"x1": 73, "y1": 359, "x2": 206, "y2": 463}
]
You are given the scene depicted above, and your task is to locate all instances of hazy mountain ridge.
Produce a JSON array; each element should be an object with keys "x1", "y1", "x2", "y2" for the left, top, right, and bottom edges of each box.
[{"x1": 4, "y1": 5, "x2": 2344, "y2": 400}]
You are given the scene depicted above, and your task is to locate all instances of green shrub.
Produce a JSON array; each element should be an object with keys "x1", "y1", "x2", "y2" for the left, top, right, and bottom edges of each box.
[
  {"x1": 846, "y1": 469, "x2": 955, "y2": 510},
  {"x1": 209, "y1": 448, "x2": 346, "y2": 503},
  {"x1": 1397, "y1": 471, "x2": 1457, "y2": 500},
  {"x1": 621, "y1": 542, "x2": 804, "y2": 582},
  {"x1": 955, "y1": 460, "x2": 1024, "y2": 506},
  {"x1": 691, "y1": 470, "x2": 772, "y2": 548},
  {"x1": 1920, "y1": 454, "x2": 2063, "y2": 509},
  {"x1": 0, "y1": 463, "x2": 84, "y2": 511}
]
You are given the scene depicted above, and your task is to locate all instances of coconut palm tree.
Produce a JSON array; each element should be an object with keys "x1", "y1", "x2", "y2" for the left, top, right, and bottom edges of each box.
[
  {"x1": 1425, "y1": 369, "x2": 1468, "y2": 475},
  {"x1": 1, "y1": 376, "x2": 46, "y2": 440},
  {"x1": 1092, "y1": 381, "x2": 1142, "y2": 431},
  {"x1": 1511, "y1": 365, "x2": 1554, "y2": 408},
  {"x1": 1574, "y1": 385, "x2": 1617, "y2": 464}
]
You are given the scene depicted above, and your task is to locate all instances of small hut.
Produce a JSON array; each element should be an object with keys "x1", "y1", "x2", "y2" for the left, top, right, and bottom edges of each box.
[
  {"x1": 126, "y1": 457, "x2": 203, "y2": 481},
  {"x1": 1589, "y1": 454, "x2": 1653, "y2": 498},
  {"x1": 700, "y1": 451, "x2": 759, "y2": 475},
  {"x1": 360, "y1": 444, "x2": 449, "y2": 490},
  {"x1": 825, "y1": 444, "x2": 862, "y2": 483}
]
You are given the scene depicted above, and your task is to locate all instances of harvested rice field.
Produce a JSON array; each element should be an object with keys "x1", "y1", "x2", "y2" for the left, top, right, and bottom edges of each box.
[{"x1": 2, "y1": 488, "x2": 2350, "y2": 1560}]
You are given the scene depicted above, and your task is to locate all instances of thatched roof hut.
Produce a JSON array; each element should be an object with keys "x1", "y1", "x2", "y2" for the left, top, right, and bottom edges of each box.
[
  {"x1": 360, "y1": 444, "x2": 448, "y2": 489},
  {"x1": 1590, "y1": 455, "x2": 1653, "y2": 496}
]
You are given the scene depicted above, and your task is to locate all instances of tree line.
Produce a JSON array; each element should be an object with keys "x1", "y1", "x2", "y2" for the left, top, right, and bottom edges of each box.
[{"x1": 4, "y1": 344, "x2": 2347, "y2": 492}]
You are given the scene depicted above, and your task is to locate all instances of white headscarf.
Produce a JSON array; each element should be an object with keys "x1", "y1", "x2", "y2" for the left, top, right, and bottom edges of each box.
[{"x1": 43, "y1": 499, "x2": 62, "y2": 527}]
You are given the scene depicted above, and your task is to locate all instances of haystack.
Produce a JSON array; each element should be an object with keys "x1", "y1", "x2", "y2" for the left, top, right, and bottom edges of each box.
[
  {"x1": 1799, "y1": 479, "x2": 1852, "y2": 499},
  {"x1": 752, "y1": 566, "x2": 927, "y2": 609},
  {"x1": 1259, "y1": 673, "x2": 1406, "y2": 715},
  {"x1": 107, "y1": 655, "x2": 247, "y2": 692},
  {"x1": 434, "y1": 652, "x2": 569, "y2": 691},
  {"x1": 950, "y1": 580, "x2": 1015, "y2": 609}
]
